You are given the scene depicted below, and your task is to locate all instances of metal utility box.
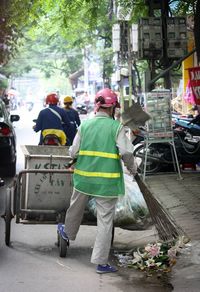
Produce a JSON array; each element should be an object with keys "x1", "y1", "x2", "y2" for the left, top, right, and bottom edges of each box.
[
  {"x1": 112, "y1": 23, "x2": 120, "y2": 52},
  {"x1": 138, "y1": 16, "x2": 188, "y2": 60},
  {"x1": 167, "y1": 17, "x2": 188, "y2": 59},
  {"x1": 138, "y1": 17, "x2": 163, "y2": 59},
  {"x1": 21, "y1": 145, "x2": 73, "y2": 211}
]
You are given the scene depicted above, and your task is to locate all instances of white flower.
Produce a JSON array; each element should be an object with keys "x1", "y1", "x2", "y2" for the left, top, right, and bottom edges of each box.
[
  {"x1": 145, "y1": 258, "x2": 156, "y2": 267},
  {"x1": 167, "y1": 247, "x2": 177, "y2": 259},
  {"x1": 132, "y1": 251, "x2": 143, "y2": 264}
]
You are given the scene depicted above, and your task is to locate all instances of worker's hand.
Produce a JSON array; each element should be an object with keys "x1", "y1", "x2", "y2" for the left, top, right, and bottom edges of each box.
[
  {"x1": 122, "y1": 154, "x2": 138, "y2": 176},
  {"x1": 128, "y1": 166, "x2": 138, "y2": 177},
  {"x1": 66, "y1": 158, "x2": 77, "y2": 168}
]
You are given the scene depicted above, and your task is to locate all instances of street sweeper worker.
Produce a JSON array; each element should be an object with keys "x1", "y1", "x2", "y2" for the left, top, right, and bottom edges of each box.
[{"x1": 57, "y1": 88, "x2": 138, "y2": 274}]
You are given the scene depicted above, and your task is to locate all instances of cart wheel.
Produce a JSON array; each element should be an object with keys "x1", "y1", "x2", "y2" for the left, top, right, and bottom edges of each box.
[
  {"x1": 4, "y1": 188, "x2": 13, "y2": 246},
  {"x1": 111, "y1": 226, "x2": 115, "y2": 246},
  {"x1": 59, "y1": 235, "x2": 69, "y2": 258},
  {"x1": 57, "y1": 231, "x2": 60, "y2": 247}
]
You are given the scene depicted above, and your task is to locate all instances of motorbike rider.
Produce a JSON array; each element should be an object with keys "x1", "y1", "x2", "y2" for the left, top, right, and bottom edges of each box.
[
  {"x1": 57, "y1": 88, "x2": 138, "y2": 274},
  {"x1": 63, "y1": 95, "x2": 81, "y2": 146},
  {"x1": 33, "y1": 93, "x2": 72, "y2": 145}
]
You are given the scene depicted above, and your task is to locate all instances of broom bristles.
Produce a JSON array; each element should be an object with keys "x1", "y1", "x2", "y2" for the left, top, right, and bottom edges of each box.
[{"x1": 134, "y1": 174, "x2": 189, "y2": 242}]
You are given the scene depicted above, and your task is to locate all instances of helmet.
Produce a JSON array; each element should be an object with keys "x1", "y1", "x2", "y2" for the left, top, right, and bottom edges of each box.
[
  {"x1": 64, "y1": 96, "x2": 73, "y2": 103},
  {"x1": 95, "y1": 88, "x2": 120, "y2": 108},
  {"x1": 46, "y1": 93, "x2": 59, "y2": 105}
]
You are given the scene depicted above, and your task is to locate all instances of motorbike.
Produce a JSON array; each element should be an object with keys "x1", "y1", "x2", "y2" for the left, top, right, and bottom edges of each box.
[
  {"x1": 0, "y1": 178, "x2": 4, "y2": 187},
  {"x1": 76, "y1": 104, "x2": 87, "y2": 114},
  {"x1": 173, "y1": 114, "x2": 200, "y2": 137},
  {"x1": 33, "y1": 119, "x2": 62, "y2": 146},
  {"x1": 42, "y1": 134, "x2": 61, "y2": 146},
  {"x1": 26, "y1": 102, "x2": 34, "y2": 112},
  {"x1": 132, "y1": 121, "x2": 200, "y2": 174}
]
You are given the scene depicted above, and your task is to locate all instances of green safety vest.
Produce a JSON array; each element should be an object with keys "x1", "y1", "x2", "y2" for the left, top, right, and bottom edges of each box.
[{"x1": 73, "y1": 116, "x2": 125, "y2": 198}]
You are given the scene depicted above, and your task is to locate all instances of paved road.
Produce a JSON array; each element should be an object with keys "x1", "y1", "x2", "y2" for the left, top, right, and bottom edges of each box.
[{"x1": 1, "y1": 106, "x2": 200, "y2": 291}]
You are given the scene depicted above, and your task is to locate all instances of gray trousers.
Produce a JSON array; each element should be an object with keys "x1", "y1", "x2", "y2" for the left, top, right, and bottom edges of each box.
[{"x1": 64, "y1": 189, "x2": 117, "y2": 265}]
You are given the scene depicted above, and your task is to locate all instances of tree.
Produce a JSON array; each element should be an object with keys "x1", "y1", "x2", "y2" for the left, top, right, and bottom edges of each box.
[
  {"x1": 1, "y1": 0, "x2": 200, "y2": 88},
  {"x1": 1, "y1": 0, "x2": 116, "y2": 86}
]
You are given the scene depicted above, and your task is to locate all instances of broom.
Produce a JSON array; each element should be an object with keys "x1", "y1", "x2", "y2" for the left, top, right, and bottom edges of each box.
[
  {"x1": 67, "y1": 159, "x2": 189, "y2": 243},
  {"x1": 134, "y1": 173, "x2": 190, "y2": 243}
]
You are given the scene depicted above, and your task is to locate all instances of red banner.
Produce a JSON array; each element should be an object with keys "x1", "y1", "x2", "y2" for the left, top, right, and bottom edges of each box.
[
  {"x1": 183, "y1": 80, "x2": 196, "y2": 104},
  {"x1": 188, "y1": 67, "x2": 200, "y2": 105}
]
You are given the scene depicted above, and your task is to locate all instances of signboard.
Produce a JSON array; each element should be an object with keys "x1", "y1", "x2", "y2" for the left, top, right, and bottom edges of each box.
[
  {"x1": 188, "y1": 67, "x2": 200, "y2": 105},
  {"x1": 146, "y1": 90, "x2": 172, "y2": 135}
]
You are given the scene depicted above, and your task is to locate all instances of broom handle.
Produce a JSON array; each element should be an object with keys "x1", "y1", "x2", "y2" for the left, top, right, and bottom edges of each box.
[{"x1": 134, "y1": 173, "x2": 144, "y2": 189}]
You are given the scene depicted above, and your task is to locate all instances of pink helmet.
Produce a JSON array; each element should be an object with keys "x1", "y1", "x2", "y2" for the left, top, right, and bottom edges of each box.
[
  {"x1": 95, "y1": 88, "x2": 120, "y2": 109},
  {"x1": 46, "y1": 93, "x2": 59, "y2": 105}
]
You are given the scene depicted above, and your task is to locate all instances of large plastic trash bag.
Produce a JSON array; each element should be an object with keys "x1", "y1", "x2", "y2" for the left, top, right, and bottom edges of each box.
[{"x1": 87, "y1": 173, "x2": 152, "y2": 230}]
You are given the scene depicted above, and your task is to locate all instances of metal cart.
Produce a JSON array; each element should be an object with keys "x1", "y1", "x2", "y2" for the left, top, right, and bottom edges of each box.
[
  {"x1": 2, "y1": 145, "x2": 151, "y2": 258},
  {"x1": 2, "y1": 145, "x2": 73, "y2": 257}
]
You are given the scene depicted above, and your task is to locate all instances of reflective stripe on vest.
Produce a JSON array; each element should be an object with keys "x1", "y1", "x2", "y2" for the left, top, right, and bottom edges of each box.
[
  {"x1": 79, "y1": 150, "x2": 120, "y2": 159},
  {"x1": 74, "y1": 168, "x2": 121, "y2": 178}
]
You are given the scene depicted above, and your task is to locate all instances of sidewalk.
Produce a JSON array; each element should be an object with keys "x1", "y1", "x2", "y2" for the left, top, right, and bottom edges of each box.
[
  {"x1": 113, "y1": 171, "x2": 200, "y2": 291},
  {"x1": 144, "y1": 171, "x2": 200, "y2": 292}
]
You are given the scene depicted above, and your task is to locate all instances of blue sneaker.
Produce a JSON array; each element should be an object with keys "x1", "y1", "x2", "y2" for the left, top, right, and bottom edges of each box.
[
  {"x1": 96, "y1": 264, "x2": 118, "y2": 274},
  {"x1": 57, "y1": 223, "x2": 69, "y2": 241}
]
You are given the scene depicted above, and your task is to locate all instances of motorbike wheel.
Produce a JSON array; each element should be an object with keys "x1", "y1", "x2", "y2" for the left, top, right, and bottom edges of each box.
[{"x1": 133, "y1": 144, "x2": 161, "y2": 174}]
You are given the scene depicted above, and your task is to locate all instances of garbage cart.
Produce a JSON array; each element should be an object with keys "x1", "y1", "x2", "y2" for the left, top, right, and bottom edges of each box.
[
  {"x1": 2, "y1": 145, "x2": 73, "y2": 257},
  {"x1": 2, "y1": 145, "x2": 151, "y2": 258}
]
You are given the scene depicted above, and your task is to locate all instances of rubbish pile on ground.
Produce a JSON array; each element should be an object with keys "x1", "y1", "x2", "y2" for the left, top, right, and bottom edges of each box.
[{"x1": 115, "y1": 236, "x2": 187, "y2": 276}]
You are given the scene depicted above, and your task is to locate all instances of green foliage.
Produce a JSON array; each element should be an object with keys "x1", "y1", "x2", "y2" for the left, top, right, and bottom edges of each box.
[
  {"x1": 1, "y1": 0, "x2": 117, "y2": 85},
  {"x1": 0, "y1": 79, "x2": 8, "y2": 89},
  {"x1": 1, "y1": 0, "x2": 199, "y2": 90},
  {"x1": 172, "y1": 0, "x2": 197, "y2": 14}
]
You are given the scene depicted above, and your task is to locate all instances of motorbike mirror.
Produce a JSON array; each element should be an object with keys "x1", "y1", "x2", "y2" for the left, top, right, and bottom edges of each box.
[{"x1": 0, "y1": 178, "x2": 4, "y2": 187}]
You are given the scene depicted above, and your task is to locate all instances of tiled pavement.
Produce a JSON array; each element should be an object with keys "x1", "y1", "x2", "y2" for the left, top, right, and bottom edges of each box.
[
  {"x1": 145, "y1": 172, "x2": 200, "y2": 292},
  {"x1": 145, "y1": 172, "x2": 200, "y2": 241}
]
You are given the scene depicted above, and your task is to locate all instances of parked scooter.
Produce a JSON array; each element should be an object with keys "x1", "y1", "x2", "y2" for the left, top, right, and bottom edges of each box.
[
  {"x1": 133, "y1": 123, "x2": 200, "y2": 174},
  {"x1": 173, "y1": 114, "x2": 200, "y2": 137}
]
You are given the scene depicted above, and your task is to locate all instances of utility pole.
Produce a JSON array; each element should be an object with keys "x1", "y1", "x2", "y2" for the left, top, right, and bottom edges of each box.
[
  {"x1": 147, "y1": 0, "x2": 157, "y2": 91},
  {"x1": 83, "y1": 46, "x2": 89, "y2": 92},
  {"x1": 160, "y1": 0, "x2": 171, "y2": 89},
  {"x1": 146, "y1": 0, "x2": 171, "y2": 90}
]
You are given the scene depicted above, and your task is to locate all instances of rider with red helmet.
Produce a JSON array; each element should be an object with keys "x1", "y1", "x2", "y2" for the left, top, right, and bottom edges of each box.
[
  {"x1": 34, "y1": 93, "x2": 72, "y2": 145},
  {"x1": 58, "y1": 88, "x2": 138, "y2": 273}
]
